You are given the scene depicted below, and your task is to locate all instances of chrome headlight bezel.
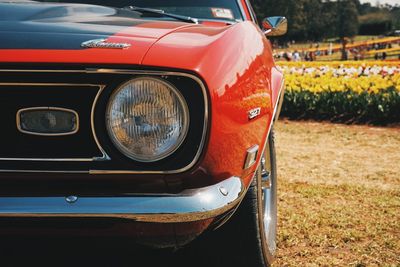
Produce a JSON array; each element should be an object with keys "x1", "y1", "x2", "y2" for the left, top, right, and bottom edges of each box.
[{"x1": 105, "y1": 77, "x2": 190, "y2": 162}]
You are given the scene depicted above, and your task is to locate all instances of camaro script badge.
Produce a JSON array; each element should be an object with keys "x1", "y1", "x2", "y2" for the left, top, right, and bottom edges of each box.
[{"x1": 81, "y1": 39, "x2": 131, "y2": 49}]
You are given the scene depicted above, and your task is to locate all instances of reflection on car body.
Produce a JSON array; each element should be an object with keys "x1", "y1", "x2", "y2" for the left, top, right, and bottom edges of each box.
[{"x1": 0, "y1": 0, "x2": 286, "y2": 266}]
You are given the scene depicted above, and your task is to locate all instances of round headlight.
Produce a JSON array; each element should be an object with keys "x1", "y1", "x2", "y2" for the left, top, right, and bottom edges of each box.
[{"x1": 106, "y1": 77, "x2": 189, "y2": 162}]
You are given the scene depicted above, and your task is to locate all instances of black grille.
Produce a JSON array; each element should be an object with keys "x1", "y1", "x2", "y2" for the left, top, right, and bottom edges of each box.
[
  {"x1": 0, "y1": 84, "x2": 101, "y2": 159},
  {"x1": 0, "y1": 65, "x2": 207, "y2": 173}
]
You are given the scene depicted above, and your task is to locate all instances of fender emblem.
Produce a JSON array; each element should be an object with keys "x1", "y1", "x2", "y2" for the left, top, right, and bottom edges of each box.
[
  {"x1": 81, "y1": 38, "x2": 131, "y2": 49},
  {"x1": 248, "y1": 107, "x2": 261, "y2": 120}
]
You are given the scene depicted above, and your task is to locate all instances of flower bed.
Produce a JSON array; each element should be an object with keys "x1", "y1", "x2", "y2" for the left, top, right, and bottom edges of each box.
[{"x1": 278, "y1": 61, "x2": 400, "y2": 124}]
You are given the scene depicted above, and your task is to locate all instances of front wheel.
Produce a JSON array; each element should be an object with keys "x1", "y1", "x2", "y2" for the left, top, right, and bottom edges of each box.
[
  {"x1": 235, "y1": 128, "x2": 277, "y2": 266},
  {"x1": 192, "y1": 129, "x2": 278, "y2": 267}
]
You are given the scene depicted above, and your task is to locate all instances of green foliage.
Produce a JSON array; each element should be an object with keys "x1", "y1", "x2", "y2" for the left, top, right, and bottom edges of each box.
[
  {"x1": 359, "y1": 20, "x2": 392, "y2": 35},
  {"x1": 336, "y1": 0, "x2": 359, "y2": 39},
  {"x1": 281, "y1": 88, "x2": 400, "y2": 125},
  {"x1": 359, "y1": 11, "x2": 393, "y2": 35},
  {"x1": 390, "y1": 6, "x2": 400, "y2": 30},
  {"x1": 250, "y1": 0, "x2": 398, "y2": 41},
  {"x1": 257, "y1": 0, "x2": 307, "y2": 40},
  {"x1": 304, "y1": 0, "x2": 326, "y2": 41},
  {"x1": 357, "y1": 2, "x2": 380, "y2": 15}
]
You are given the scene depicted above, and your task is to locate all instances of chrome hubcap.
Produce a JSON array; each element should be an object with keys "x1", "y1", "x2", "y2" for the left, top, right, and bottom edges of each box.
[{"x1": 259, "y1": 143, "x2": 277, "y2": 254}]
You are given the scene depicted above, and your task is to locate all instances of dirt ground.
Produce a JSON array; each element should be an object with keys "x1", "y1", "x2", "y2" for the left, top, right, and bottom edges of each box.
[{"x1": 273, "y1": 120, "x2": 400, "y2": 266}]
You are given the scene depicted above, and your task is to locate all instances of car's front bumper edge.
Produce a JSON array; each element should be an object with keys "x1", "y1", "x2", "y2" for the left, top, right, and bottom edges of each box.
[{"x1": 0, "y1": 176, "x2": 244, "y2": 223}]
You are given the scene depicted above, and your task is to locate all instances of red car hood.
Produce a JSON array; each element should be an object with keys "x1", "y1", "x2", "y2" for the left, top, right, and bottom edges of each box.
[{"x1": 0, "y1": 1, "x2": 204, "y2": 64}]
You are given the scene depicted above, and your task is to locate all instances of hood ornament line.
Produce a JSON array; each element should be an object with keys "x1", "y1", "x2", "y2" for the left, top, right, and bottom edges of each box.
[{"x1": 81, "y1": 39, "x2": 131, "y2": 49}]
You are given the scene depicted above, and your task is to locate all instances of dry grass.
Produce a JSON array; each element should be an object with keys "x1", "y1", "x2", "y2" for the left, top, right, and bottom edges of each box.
[{"x1": 273, "y1": 120, "x2": 400, "y2": 266}]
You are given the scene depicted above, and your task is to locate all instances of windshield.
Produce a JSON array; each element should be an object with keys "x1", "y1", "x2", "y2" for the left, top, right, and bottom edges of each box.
[{"x1": 33, "y1": 0, "x2": 244, "y2": 22}]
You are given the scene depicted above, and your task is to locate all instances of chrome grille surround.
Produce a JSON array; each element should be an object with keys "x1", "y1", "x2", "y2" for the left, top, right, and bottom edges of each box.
[{"x1": 0, "y1": 67, "x2": 208, "y2": 174}]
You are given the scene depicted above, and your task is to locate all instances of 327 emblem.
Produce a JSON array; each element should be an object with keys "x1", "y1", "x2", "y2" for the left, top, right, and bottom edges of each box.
[{"x1": 248, "y1": 107, "x2": 261, "y2": 120}]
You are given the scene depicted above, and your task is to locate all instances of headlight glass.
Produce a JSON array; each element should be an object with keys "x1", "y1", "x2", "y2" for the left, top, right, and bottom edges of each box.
[{"x1": 106, "y1": 77, "x2": 189, "y2": 162}]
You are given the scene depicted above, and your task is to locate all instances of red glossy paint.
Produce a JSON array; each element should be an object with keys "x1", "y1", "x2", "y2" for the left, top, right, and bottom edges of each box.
[
  {"x1": 142, "y1": 21, "x2": 281, "y2": 188},
  {"x1": 0, "y1": 7, "x2": 284, "y2": 192},
  {"x1": 0, "y1": 0, "x2": 286, "y2": 248}
]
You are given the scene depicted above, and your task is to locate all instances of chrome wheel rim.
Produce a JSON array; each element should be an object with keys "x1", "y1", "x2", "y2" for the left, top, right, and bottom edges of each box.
[{"x1": 259, "y1": 141, "x2": 277, "y2": 254}]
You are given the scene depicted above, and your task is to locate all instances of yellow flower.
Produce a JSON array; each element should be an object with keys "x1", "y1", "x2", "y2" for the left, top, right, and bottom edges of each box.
[{"x1": 278, "y1": 61, "x2": 400, "y2": 94}]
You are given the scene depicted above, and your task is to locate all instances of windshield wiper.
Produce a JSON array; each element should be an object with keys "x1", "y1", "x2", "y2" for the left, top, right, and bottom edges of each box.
[{"x1": 123, "y1": 6, "x2": 198, "y2": 24}]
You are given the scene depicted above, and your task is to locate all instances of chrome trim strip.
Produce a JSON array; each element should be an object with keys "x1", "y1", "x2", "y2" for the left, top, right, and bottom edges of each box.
[
  {"x1": 0, "y1": 70, "x2": 90, "y2": 73},
  {"x1": 273, "y1": 79, "x2": 285, "y2": 123},
  {"x1": 267, "y1": 79, "x2": 285, "y2": 136},
  {"x1": 260, "y1": 78, "x2": 285, "y2": 157},
  {"x1": 16, "y1": 107, "x2": 80, "y2": 137},
  {"x1": 0, "y1": 83, "x2": 108, "y2": 162},
  {"x1": 91, "y1": 85, "x2": 110, "y2": 161},
  {"x1": 0, "y1": 83, "x2": 100, "y2": 87},
  {"x1": 236, "y1": 0, "x2": 247, "y2": 21},
  {"x1": 0, "y1": 158, "x2": 92, "y2": 162},
  {"x1": 246, "y1": 0, "x2": 259, "y2": 23},
  {"x1": 0, "y1": 69, "x2": 209, "y2": 174},
  {"x1": 0, "y1": 169, "x2": 88, "y2": 174},
  {"x1": 0, "y1": 176, "x2": 243, "y2": 223}
]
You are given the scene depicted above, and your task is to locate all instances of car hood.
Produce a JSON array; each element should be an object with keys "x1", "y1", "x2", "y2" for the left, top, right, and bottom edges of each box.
[
  {"x1": 0, "y1": 1, "x2": 197, "y2": 63},
  {"x1": 0, "y1": 0, "x2": 231, "y2": 64}
]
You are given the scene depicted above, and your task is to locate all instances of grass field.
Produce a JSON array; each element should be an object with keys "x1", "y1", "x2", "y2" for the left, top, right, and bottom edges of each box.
[{"x1": 273, "y1": 120, "x2": 400, "y2": 266}]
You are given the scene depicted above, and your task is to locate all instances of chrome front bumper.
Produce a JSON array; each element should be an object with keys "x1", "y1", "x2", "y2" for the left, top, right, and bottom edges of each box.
[{"x1": 0, "y1": 176, "x2": 244, "y2": 223}]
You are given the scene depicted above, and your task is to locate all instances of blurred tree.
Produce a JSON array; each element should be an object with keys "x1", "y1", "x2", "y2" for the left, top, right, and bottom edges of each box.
[
  {"x1": 336, "y1": 0, "x2": 359, "y2": 59},
  {"x1": 250, "y1": 0, "x2": 340, "y2": 42},
  {"x1": 392, "y1": 6, "x2": 400, "y2": 29},
  {"x1": 359, "y1": 12, "x2": 393, "y2": 35},
  {"x1": 320, "y1": 1, "x2": 338, "y2": 40},
  {"x1": 283, "y1": 0, "x2": 307, "y2": 41},
  {"x1": 250, "y1": 0, "x2": 267, "y2": 22},
  {"x1": 336, "y1": 0, "x2": 359, "y2": 39},
  {"x1": 253, "y1": 0, "x2": 307, "y2": 41},
  {"x1": 357, "y1": 2, "x2": 380, "y2": 15},
  {"x1": 250, "y1": 0, "x2": 400, "y2": 42},
  {"x1": 304, "y1": 0, "x2": 336, "y2": 41},
  {"x1": 304, "y1": 0, "x2": 324, "y2": 41}
]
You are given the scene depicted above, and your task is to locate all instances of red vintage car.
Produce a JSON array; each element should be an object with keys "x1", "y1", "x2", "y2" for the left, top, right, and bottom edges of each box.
[{"x1": 0, "y1": 0, "x2": 286, "y2": 266}]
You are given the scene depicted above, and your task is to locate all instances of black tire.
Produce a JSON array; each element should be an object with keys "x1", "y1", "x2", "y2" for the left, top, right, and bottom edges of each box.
[{"x1": 185, "y1": 130, "x2": 277, "y2": 267}]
